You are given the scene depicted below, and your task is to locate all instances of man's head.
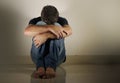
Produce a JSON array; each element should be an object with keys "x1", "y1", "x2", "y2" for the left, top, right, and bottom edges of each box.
[{"x1": 41, "y1": 5, "x2": 59, "y2": 25}]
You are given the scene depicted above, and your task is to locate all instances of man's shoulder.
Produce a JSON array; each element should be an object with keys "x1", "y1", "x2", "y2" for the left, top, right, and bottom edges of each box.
[
  {"x1": 58, "y1": 17, "x2": 67, "y2": 21},
  {"x1": 29, "y1": 17, "x2": 42, "y2": 25},
  {"x1": 31, "y1": 17, "x2": 42, "y2": 22},
  {"x1": 57, "y1": 17, "x2": 68, "y2": 26}
]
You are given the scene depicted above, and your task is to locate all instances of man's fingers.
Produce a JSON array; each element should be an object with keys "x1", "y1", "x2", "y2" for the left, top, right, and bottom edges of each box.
[
  {"x1": 63, "y1": 30, "x2": 68, "y2": 35},
  {"x1": 35, "y1": 42, "x2": 38, "y2": 47},
  {"x1": 50, "y1": 29, "x2": 60, "y2": 39},
  {"x1": 56, "y1": 33, "x2": 60, "y2": 39},
  {"x1": 33, "y1": 39, "x2": 36, "y2": 42},
  {"x1": 33, "y1": 37, "x2": 37, "y2": 41},
  {"x1": 34, "y1": 40, "x2": 39, "y2": 46},
  {"x1": 52, "y1": 31, "x2": 59, "y2": 38},
  {"x1": 35, "y1": 43, "x2": 40, "y2": 48},
  {"x1": 33, "y1": 39, "x2": 43, "y2": 48},
  {"x1": 34, "y1": 41, "x2": 42, "y2": 48},
  {"x1": 34, "y1": 40, "x2": 37, "y2": 45},
  {"x1": 59, "y1": 31, "x2": 63, "y2": 38}
]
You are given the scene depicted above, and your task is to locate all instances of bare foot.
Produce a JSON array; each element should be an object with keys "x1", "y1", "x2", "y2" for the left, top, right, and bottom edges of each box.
[
  {"x1": 45, "y1": 67, "x2": 56, "y2": 79},
  {"x1": 34, "y1": 67, "x2": 45, "y2": 78}
]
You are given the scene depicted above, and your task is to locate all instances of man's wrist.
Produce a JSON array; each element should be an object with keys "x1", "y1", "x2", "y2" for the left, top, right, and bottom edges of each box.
[
  {"x1": 46, "y1": 25, "x2": 54, "y2": 31},
  {"x1": 46, "y1": 32, "x2": 56, "y2": 39}
]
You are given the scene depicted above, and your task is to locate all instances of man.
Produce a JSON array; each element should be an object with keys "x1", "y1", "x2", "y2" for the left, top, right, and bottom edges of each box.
[{"x1": 24, "y1": 5, "x2": 72, "y2": 79}]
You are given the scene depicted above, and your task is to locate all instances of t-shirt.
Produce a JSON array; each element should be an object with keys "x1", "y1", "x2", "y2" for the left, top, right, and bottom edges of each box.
[{"x1": 29, "y1": 17, "x2": 69, "y2": 26}]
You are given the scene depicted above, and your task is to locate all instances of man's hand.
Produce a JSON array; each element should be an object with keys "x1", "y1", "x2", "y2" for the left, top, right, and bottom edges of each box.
[
  {"x1": 48, "y1": 25, "x2": 65, "y2": 39},
  {"x1": 33, "y1": 33, "x2": 48, "y2": 48}
]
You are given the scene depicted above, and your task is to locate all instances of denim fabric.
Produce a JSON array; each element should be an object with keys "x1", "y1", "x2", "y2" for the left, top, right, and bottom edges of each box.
[{"x1": 31, "y1": 21, "x2": 66, "y2": 70}]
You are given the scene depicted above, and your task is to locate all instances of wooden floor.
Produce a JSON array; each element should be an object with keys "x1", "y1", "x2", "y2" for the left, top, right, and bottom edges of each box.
[{"x1": 0, "y1": 64, "x2": 120, "y2": 83}]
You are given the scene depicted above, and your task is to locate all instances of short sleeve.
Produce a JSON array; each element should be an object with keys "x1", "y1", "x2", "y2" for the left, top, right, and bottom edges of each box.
[
  {"x1": 28, "y1": 17, "x2": 41, "y2": 25},
  {"x1": 57, "y1": 17, "x2": 69, "y2": 26}
]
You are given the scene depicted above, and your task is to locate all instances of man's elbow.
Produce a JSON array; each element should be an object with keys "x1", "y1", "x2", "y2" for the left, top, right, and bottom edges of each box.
[
  {"x1": 68, "y1": 28, "x2": 72, "y2": 36},
  {"x1": 24, "y1": 29, "x2": 30, "y2": 36},
  {"x1": 63, "y1": 25, "x2": 72, "y2": 36},
  {"x1": 24, "y1": 25, "x2": 32, "y2": 36}
]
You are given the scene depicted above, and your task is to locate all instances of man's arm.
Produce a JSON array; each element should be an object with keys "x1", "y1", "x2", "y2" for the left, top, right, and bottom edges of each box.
[
  {"x1": 33, "y1": 25, "x2": 72, "y2": 48},
  {"x1": 46, "y1": 25, "x2": 72, "y2": 38},
  {"x1": 24, "y1": 24, "x2": 64, "y2": 38},
  {"x1": 24, "y1": 24, "x2": 50, "y2": 36},
  {"x1": 33, "y1": 29, "x2": 71, "y2": 48},
  {"x1": 62, "y1": 25, "x2": 72, "y2": 37},
  {"x1": 33, "y1": 32, "x2": 56, "y2": 48},
  {"x1": 33, "y1": 27, "x2": 72, "y2": 48}
]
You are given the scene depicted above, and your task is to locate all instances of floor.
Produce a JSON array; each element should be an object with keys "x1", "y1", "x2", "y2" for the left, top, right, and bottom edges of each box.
[{"x1": 0, "y1": 64, "x2": 120, "y2": 83}]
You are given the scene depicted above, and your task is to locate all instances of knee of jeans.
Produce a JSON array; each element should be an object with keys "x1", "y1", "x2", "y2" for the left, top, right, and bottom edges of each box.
[
  {"x1": 55, "y1": 39, "x2": 64, "y2": 47},
  {"x1": 54, "y1": 23, "x2": 61, "y2": 26},
  {"x1": 52, "y1": 40, "x2": 65, "y2": 54},
  {"x1": 36, "y1": 21, "x2": 46, "y2": 25},
  {"x1": 36, "y1": 21, "x2": 61, "y2": 27}
]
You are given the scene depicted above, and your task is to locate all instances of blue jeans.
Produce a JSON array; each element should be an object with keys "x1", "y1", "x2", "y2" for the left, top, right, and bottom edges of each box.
[{"x1": 30, "y1": 21, "x2": 66, "y2": 70}]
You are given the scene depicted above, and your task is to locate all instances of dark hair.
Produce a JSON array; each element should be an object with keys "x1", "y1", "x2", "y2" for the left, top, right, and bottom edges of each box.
[{"x1": 41, "y1": 5, "x2": 59, "y2": 25}]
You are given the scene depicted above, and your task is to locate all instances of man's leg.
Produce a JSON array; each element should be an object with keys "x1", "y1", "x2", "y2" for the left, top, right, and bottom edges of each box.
[
  {"x1": 32, "y1": 21, "x2": 66, "y2": 78},
  {"x1": 33, "y1": 21, "x2": 65, "y2": 70},
  {"x1": 44, "y1": 38, "x2": 66, "y2": 78},
  {"x1": 31, "y1": 40, "x2": 46, "y2": 78},
  {"x1": 30, "y1": 21, "x2": 48, "y2": 78},
  {"x1": 31, "y1": 21, "x2": 47, "y2": 69},
  {"x1": 43, "y1": 22, "x2": 66, "y2": 78}
]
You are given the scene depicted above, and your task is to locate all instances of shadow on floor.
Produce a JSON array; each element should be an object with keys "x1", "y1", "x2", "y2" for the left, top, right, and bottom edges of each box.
[{"x1": 31, "y1": 66, "x2": 66, "y2": 83}]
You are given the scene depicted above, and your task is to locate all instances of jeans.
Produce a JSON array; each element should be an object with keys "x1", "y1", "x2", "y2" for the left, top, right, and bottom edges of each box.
[{"x1": 31, "y1": 21, "x2": 66, "y2": 70}]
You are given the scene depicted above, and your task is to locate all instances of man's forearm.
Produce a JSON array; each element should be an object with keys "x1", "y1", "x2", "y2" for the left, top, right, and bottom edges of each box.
[
  {"x1": 24, "y1": 24, "x2": 72, "y2": 38},
  {"x1": 24, "y1": 24, "x2": 50, "y2": 37},
  {"x1": 46, "y1": 32, "x2": 58, "y2": 39},
  {"x1": 47, "y1": 25, "x2": 72, "y2": 38},
  {"x1": 47, "y1": 32, "x2": 68, "y2": 39},
  {"x1": 62, "y1": 25, "x2": 72, "y2": 37}
]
